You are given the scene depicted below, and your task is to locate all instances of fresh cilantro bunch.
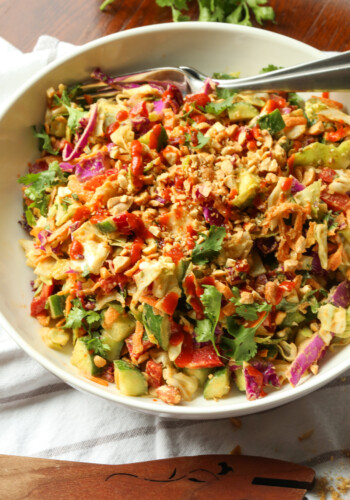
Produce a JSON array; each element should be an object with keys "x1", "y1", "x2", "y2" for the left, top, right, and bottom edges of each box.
[
  {"x1": 100, "y1": 0, "x2": 275, "y2": 26},
  {"x1": 155, "y1": 0, "x2": 275, "y2": 25}
]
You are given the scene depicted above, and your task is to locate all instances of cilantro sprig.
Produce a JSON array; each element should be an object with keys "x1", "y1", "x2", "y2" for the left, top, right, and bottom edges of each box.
[
  {"x1": 54, "y1": 89, "x2": 87, "y2": 133},
  {"x1": 221, "y1": 312, "x2": 266, "y2": 363},
  {"x1": 153, "y1": 0, "x2": 275, "y2": 25},
  {"x1": 33, "y1": 126, "x2": 59, "y2": 156},
  {"x1": 64, "y1": 299, "x2": 110, "y2": 358},
  {"x1": 194, "y1": 285, "x2": 222, "y2": 354},
  {"x1": 230, "y1": 287, "x2": 271, "y2": 321},
  {"x1": 192, "y1": 225, "x2": 226, "y2": 265},
  {"x1": 18, "y1": 161, "x2": 68, "y2": 217}
]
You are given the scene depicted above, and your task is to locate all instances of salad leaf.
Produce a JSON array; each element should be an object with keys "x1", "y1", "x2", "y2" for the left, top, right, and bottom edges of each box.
[
  {"x1": 33, "y1": 126, "x2": 59, "y2": 155},
  {"x1": 142, "y1": 303, "x2": 163, "y2": 340},
  {"x1": 212, "y1": 71, "x2": 239, "y2": 80},
  {"x1": 230, "y1": 288, "x2": 272, "y2": 321},
  {"x1": 205, "y1": 95, "x2": 235, "y2": 115},
  {"x1": 82, "y1": 331, "x2": 111, "y2": 357},
  {"x1": 221, "y1": 312, "x2": 267, "y2": 363},
  {"x1": 195, "y1": 285, "x2": 222, "y2": 353},
  {"x1": 192, "y1": 225, "x2": 226, "y2": 265},
  {"x1": 258, "y1": 108, "x2": 285, "y2": 135},
  {"x1": 194, "y1": 131, "x2": 210, "y2": 149},
  {"x1": 18, "y1": 161, "x2": 68, "y2": 216}
]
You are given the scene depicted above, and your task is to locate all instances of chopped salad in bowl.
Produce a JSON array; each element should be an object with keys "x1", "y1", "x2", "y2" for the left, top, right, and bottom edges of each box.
[{"x1": 18, "y1": 68, "x2": 350, "y2": 405}]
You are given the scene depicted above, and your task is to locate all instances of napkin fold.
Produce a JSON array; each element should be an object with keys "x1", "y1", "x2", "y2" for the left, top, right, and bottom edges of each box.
[{"x1": 0, "y1": 35, "x2": 349, "y2": 499}]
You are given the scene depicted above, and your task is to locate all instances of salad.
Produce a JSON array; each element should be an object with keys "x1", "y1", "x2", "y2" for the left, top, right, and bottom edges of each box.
[{"x1": 19, "y1": 68, "x2": 350, "y2": 405}]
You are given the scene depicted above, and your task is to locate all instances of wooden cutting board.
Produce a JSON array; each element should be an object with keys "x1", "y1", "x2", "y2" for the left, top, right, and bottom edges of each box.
[{"x1": 0, "y1": 454, "x2": 315, "y2": 499}]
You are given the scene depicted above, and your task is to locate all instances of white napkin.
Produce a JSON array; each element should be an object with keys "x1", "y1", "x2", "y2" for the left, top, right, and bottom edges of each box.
[{"x1": 0, "y1": 36, "x2": 350, "y2": 499}]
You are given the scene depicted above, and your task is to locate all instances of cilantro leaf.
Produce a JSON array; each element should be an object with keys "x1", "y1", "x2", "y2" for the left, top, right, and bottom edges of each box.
[
  {"x1": 195, "y1": 285, "x2": 222, "y2": 354},
  {"x1": 192, "y1": 225, "x2": 226, "y2": 265},
  {"x1": 142, "y1": 303, "x2": 163, "y2": 340},
  {"x1": 82, "y1": 332, "x2": 111, "y2": 357},
  {"x1": 258, "y1": 108, "x2": 285, "y2": 136},
  {"x1": 221, "y1": 313, "x2": 267, "y2": 363},
  {"x1": 18, "y1": 161, "x2": 68, "y2": 217},
  {"x1": 230, "y1": 289, "x2": 272, "y2": 322},
  {"x1": 205, "y1": 96, "x2": 235, "y2": 115},
  {"x1": 54, "y1": 90, "x2": 87, "y2": 133},
  {"x1": 194, "y1": 131, "x2": 210, "y2": 149},
  {"x1": 33, "y1": 126, "x2": 59, "y2": 155},
  {"x1": 260, "y1": 63, "x2": 283, "y2": 74},
  {"x1": 65, "y1": 299, "x2": 101, "y2": 330}
]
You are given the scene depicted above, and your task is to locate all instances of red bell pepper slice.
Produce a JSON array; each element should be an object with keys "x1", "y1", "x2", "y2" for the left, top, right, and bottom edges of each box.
[{"x1": 30, "y1": 283, "x2": 54, "y2": 317}]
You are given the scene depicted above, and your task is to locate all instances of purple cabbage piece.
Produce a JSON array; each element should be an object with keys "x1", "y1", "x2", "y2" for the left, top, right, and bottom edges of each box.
[
  {"x1": 243, "y1": 366, "x2": 263, "y2": 401},
  {"x1": 251, "y1": 361, "x2": 280, "y2": 388},
  {"x1": 62, "y1": 103, "x2": 98, "y2": 162},
  {"x1": 282, "y1": 107, "x2": 292, "y2": 114},
  {"x1": 154, "y1": 195, "x2": 167, "y2": 205},
  {"x1": 153, "y1": 99, "x2": 165, "y2": 114},
  {"x1": 75, "y1": 154, "x2": 105, "y2": 182},
  {"x1": 255, "y1": 236, "x2": 277, "y2": 255},
  {"x1": 37, "y1": 229, "x2": 51, "y2": 250},
  {"x1": 311, "y1": 252, "x2": 328, "y2": 278},
  {"x1": 291, "y1": 177, "x2": 305, "y2": 194},
  {"x1": 59, "y1": 162, "x2": 75, "y2": 172},
  {"x1": 203, "y1": 206, "x2": 225, "y2": 226},
  {"x1": 330, "y1": 280, "x2": 350, "y2": 308},
  {"x1": 91, "y1": 68, "x2": 140, "y2": 89},
  {"x1": 288, "y1": 333, "x2": 326, "y2": 386},
  {"x1": 131, "y1": 117, "x2": 151, "y2": 135},
  {"x1": 201, "y1": 77, "x2": 216, "y2": 95}
]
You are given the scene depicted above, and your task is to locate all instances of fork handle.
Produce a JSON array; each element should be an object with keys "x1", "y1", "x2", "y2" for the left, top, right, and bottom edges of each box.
[{"x1": 217, "y1": 63, "x2": 350, "y2": 92}]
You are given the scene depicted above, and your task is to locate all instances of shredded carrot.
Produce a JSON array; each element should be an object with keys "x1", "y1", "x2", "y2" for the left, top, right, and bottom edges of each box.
[
  {"x1": 312, "y1": 95, "x2": 343, "y2": 110},
  {"x1": 55, "y1": 318, "x2": 66, "y2": 328},
  {"x1": 139, "y1": 295, "x2": 158, "y2": 306},
  {"x1": 85, "y1": 375, "x2": 109, "y2": 386}
]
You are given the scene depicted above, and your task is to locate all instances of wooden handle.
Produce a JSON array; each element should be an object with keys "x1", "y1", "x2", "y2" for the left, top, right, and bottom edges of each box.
[{"x1": 0, "y1": 454, "x2": 314, "y2": 500}]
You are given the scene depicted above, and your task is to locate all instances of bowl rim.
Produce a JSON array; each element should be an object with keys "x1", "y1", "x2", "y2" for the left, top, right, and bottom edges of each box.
[{"x1": 3, "y1": 22, "x2": 346, "y2": 419}]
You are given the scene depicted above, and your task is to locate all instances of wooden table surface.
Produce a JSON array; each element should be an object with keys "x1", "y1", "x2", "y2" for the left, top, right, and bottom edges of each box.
[{"x1": 0, "y1": 0, "x2": 349, "y2": 53}]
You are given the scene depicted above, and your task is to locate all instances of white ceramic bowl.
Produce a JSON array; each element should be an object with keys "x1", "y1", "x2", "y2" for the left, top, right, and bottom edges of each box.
[{"x1": 1, "y1": 23, "x2": 348, "y2": 419}]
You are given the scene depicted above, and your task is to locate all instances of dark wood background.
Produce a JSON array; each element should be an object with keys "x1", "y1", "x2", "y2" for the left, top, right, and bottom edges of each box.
[{"x1": 0, "y1": 0, "x2": 349, "y2": 53}]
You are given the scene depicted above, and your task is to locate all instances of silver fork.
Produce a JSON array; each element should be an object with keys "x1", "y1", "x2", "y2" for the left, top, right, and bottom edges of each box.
[{"x1": 79, "y1": 50, "x2": 350, "y2": 99}]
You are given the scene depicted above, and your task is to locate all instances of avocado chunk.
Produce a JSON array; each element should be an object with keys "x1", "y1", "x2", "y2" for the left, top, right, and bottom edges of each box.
[
  {"x1": 114, "y1": 359, "x2": 148, "y2": 396},
  {"x1": 281, "y1": 310, "x2": 306, "y2": 327},
  {"x1": 142, "y1": 303, "x2": 171, "y2": 350},
  {"x1": 71, "y1": 338, "x2": 101, "y2": 376},
  {"x1": 233, "y1": 170, "x2": 260, "y2": 208},
  {"x1": 102, "y1": 306, "x2": 136, "y2": 342},
  {"x1": 47, "y1": 294, "x2": 66, "y2": 319},
  {"x1": 203, "y1": 367, "x2": 231, "y2": 400},
  {"x1": 175, "y1": 258, "x2": 190, "y2": 285},
  {"x1": 234, "y1": 368, "x2": 246, "y2": 392},
  {"x1": 183, "y1": 367, "x2": 211, "y2": 386},
  {"x1": 294, "y1": 140, "x2": 350, "y2": 169},
  {"x1": 100, "y1": 332, "x2": 124, "y2": 361},
  {"x1": 96, "y1": 218, "x2": 118, "y2": 234},
  {"x1": 228, "y1": 102, "x2": 259, "y2": 122}
]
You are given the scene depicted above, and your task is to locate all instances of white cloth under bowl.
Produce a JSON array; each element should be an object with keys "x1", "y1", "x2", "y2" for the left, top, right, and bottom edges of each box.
[{"x1": 0, "y1": 35, "x2": 349, "y2": 499}]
